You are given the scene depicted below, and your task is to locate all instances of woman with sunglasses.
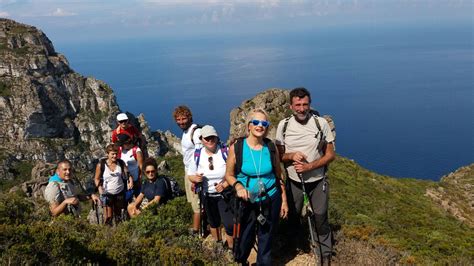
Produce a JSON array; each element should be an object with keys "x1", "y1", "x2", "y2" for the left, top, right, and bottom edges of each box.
[
  {"x1": 188, "y1": 125, "x2": 234, "y2": 249},
  {"x1": 225, "y1": 108, "x2": 288, "y2": 265},
  {"x1": 128, "y1": 157, "x2": 169, "y2": 218}
]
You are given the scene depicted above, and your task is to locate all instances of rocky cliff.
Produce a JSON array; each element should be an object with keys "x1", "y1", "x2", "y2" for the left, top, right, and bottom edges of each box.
[{"x1": 0, "y1": 18, "x2": 175, "y2": 184}]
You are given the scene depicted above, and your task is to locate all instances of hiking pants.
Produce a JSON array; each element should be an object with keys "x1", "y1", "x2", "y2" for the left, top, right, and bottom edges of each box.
[
  {"x1": 287, "y1": 177, "x2": 332, "y2": 257},
  {"x1": 204, "y1": 194, "x2": 233, "y2": 235},
  {"x1": 235, "y1": 193, "x2": 281, "y2": 266}
]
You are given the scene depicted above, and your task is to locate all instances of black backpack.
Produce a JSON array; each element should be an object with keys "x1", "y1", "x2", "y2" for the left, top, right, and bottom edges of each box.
[{"x1": 161, "y1": 176, "x2": 183, "y2": 200}]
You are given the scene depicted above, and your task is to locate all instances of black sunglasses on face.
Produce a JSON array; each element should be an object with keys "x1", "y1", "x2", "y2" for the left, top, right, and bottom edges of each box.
[
  {"x1": 118, "y1": 120, "x2": 128, "y2": 124},
  {"x1": 203, "y1": 136, "x2": 216, "y2": 142}
]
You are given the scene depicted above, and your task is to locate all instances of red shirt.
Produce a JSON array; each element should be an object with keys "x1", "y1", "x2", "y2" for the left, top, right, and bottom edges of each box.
[{"x1": 111, "y1": 125, "x2": 142, "y2": 143}]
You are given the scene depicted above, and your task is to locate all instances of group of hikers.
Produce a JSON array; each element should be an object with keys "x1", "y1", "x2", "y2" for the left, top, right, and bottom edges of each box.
[{"x1": 43, "y1": 87, "x2": 335, "y2": 265}]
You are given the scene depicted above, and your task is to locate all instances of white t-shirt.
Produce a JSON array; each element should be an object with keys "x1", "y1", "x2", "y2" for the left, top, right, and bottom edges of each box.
[
  {"x1": 103, "y1": 163, "x2": 125, "y2": 195},
  {"x1": 189, "y1": 146, "x2": 227, "y2": 194},
  {"x1": 120, "y1": 147, "x2": 142, "y2": 182},
  {"x1": 181, "y1": 124, "x2": 202, "y2": 175},
  {"x1": 275, "y1": 116, "x2": 335, "y2": 183}
]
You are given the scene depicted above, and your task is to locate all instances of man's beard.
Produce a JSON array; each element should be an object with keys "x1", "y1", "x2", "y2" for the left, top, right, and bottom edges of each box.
[{"x1": 293, "y1": 111, "x2": 310, "y2": 124}]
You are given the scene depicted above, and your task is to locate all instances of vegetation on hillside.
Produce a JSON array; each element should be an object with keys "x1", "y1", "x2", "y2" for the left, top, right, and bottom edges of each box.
[
  {"x1": 0, "y1": 155, "x2": 472, "y2": 264},
  {"x1": 329, "y1": 156, "x2": 473, "y2": 264}
]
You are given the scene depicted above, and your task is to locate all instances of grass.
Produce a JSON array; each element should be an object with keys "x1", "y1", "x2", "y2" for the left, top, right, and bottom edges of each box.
[
  {"x1": 328, "y1": 156, "x2": 474, "y2": 263},
  {"x1": 1, "y1": 151, "x2": 472, "y2": 263}
]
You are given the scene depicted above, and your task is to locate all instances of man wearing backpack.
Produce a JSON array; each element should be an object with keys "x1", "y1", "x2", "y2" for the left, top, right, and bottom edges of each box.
[
  {"x1": 275, "y1": 88, "x2": 335, "y2": 264},
  {"x1": 44, "y1": 160, "x2": 99, "y2": 217},
  {"x1": 173, "y1": 105, "x2": 203, "y2": 235}
]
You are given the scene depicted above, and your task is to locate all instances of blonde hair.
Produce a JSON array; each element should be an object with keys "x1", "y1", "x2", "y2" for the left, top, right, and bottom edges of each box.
[{"x1": 245, "y1": 108, "x2": 270, "y2": 137}]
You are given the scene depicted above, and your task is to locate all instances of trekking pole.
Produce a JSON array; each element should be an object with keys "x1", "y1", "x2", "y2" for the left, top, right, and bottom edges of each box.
[
  {"x1": 232, "y1": 198, "x2": 242, "y2": 261},
  {"x1": 197, "y1": 182, "x2": 206, "y2": 237},
  {"x1": 93, "y1": 201, "x2": 100, "y2": 225},
  {"x1": 298, "y1": 173, "x2": 324, "y2": 266}
]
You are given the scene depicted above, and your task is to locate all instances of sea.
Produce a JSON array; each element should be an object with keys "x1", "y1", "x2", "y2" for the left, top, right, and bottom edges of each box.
[{"x1": 55, "y1": 22, "x2": 473, "y2": 181}]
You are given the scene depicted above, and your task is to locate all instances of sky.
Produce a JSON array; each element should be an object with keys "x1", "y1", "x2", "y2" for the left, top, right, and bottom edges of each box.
[{"x1": 0, "y1": 0, "x2": 472, "y2": 43}]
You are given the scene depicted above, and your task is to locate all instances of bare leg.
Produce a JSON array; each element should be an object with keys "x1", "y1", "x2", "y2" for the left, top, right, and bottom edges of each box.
[
  {"x1": 225, "y1": 233, "x2": 233, "y2": 249},
  {"x1": 193, "y1": 212, "x2": 200, "y2": 231},
  {"x1": 210, "y1": 227, "x2": 222, "y2": 242}
]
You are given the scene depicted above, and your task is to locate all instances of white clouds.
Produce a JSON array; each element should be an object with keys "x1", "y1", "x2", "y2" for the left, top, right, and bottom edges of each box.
[
  {"x1": 48, "y1": 8, "x2": 76, "y2": 17},
  {"x1": 0, "y1": 11, "x2": 10, "y2": 17}
]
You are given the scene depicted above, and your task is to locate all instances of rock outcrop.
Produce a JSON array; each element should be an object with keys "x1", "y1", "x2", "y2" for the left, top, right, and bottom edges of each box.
[
  {"x1": 228, "y1": 89, "x2": 292, "y2": 141},
  {"x1": 0, "y1": 18, "x2": 176, "y2": 187}
]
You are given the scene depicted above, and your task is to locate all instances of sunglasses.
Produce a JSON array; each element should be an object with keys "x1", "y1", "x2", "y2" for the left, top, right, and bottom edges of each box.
[
  {"x1": 118, "y1": 120, "x2": 128, "y2": 124},
  {"x1": 145, "y1": 170, "x2": 156, "y2": 174},
  {"x1": 208, "y1": 156, "x2": 214, "y2": 171},
  {"x1": 250, "y1": 119, "x2": 270, "y2": 128},
  {"x1": 203, "y1": 136, "x2": 216, "y2": 142}
]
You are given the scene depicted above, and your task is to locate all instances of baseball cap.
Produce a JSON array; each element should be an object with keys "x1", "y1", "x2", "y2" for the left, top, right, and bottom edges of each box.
[
  {"x1": 116, "y1": 113, "x2": 128, "y2": 121},
  {"x1": 201, "y1": 125, "x2": 218, "y2": 139}
]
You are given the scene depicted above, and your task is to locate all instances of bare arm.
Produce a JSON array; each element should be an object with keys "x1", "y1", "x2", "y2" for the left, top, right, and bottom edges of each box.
[
  {"x1": 224, "y1": 144, "x2": 249, "y2": 201},
  {"x1": 293, "y1": 143, "x2": 335, "y2": 173},
  {"x1": 94, "y1": 163, "x2": 104, "y2": 194},
  {"x1": 273, "y1": 146, "x2": 288, "y2": 218},
  {"x1": 136, "y1": 150, "x2": 143, "y2": 183},
  {"x1": 144, "y1": 195, "x2": 162, "y2": 208},
  {"x1": 277, "y1": 144, "x2": 307, "y2": 164},
  {"x1": 49, "y1": 197, "x2": 79, "y2": 217},
  {"x1": 133, "y1": 193, "x2": 145, "y2": 207},
  {"x1": 124, "y1": 165, "x2": 133, "y2": 189}
]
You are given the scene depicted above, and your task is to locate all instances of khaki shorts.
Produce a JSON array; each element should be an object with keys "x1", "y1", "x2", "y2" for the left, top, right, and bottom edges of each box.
[{"x1": 185, "y1": 174, "x2": 200, "y2": 213}]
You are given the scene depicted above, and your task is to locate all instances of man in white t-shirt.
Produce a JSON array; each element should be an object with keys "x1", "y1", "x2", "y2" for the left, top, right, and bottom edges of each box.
[
  {"x1": 275, "y1": 88, "x2": 335, "y2": 263},
  {"x1": 173, "y1": 105, "x2": 202, "y2": 235}
]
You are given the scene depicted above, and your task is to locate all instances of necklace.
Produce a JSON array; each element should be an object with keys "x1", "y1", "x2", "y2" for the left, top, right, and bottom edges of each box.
[{"x1": 249, "y1": 141, "x2": 263, "y2": 181}]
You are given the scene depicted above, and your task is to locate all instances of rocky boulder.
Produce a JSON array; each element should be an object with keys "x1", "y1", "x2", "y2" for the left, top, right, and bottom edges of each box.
[{"x1": 228, "y1": 88, "x2": 292, "y2": 141}]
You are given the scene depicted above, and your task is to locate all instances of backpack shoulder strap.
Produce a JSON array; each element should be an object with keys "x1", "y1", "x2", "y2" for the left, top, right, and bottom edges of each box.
[
  {"x1": 132, "y1": 146, "x2": 138, "y2": 160},
  {"x1": 99, "y1": 158, "x2": 107, "y2": 185},
  {"x1": 312, "y1": 114, "x2": 323, "y2": 133},
  {"x1": 234, "y1": 138, "x2": 245, "y2": 176},
  {"x1": 117, "y1": 159, "x2": 127, "y2": 181},
  {"x1": 190, "y1": 124, "x2": 203, "y2": 145},
  {"x1": 220, "y1": 142, "x2": 228, "y2": 162},
  {"x1": 282, "y1": 116, "x2": 292, "y2": 141},
  {"x1": 194, "y1": 147, "x2": 203, "y2": 168},
  {"x1": 263, "y1": 138, "x2": 277, "y2": 170},
  {"x1": 263, "y1": 138, "x2": 281, "y2": 192}
]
